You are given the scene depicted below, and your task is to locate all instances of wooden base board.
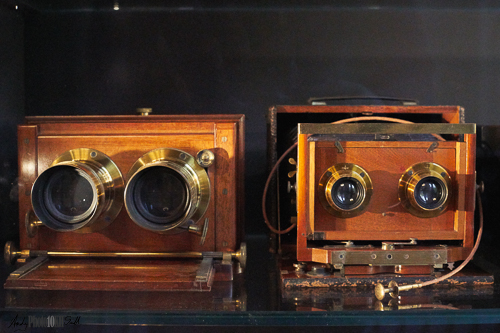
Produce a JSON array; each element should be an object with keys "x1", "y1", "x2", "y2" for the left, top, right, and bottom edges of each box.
[{"x1": 4, "y1": 257, "x2": 234, "y2": 292}]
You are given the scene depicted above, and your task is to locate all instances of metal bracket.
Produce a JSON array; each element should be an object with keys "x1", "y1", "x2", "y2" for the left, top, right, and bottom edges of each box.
[
  {"x1": 195, "y1": 257, "x2": 214, "y2": 283},
  {"x1": 330, "y1": 246, "x2": 447, "y2": 266},
  {"x1": 334, "y1": 141, "x2": 344, "y2": 153},
  {"x1": 9, "y1": 256, "x2": 49, "y2": 279},
  {"x1": 333, "y1": 264, "x2": 345, "y2": 277},
  {"x1": 187, "y1": 217, "x2": 209, "y2": 245},
  {"x1": 322, "y1": 241, "x2": 374, "y2": 250},
  {"x1": 427, "y1": 142, "x2": 439, "y2": 153},
  {"x1": 25, "y1": 210, "x2": 43, "y2": 238},
  {"x1": 308, "y1": 232, "x2": 325, "y2": 240},
  {"x1": 381, "y1": 238, "x2": 418, "y2": 250}
]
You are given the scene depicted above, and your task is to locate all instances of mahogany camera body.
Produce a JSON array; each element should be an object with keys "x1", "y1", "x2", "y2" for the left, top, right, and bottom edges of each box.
[
  {"x1": 270, "y1": 105, "x2": 476, "y2": 277},
  {"x1": 6, "y1": 114, "x2": 244, "y2": 291}
]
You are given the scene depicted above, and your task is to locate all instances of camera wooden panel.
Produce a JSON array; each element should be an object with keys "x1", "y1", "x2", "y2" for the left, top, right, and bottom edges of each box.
[
  {"x1": 311, "y1": 141, "x2": 460, "y2": 239},
  {"x1": 295, "y1": 121, "x2": 475, "y2": 265},
  {"x1": 17, "y1": 115, "x2": 245, "y2": 253}
]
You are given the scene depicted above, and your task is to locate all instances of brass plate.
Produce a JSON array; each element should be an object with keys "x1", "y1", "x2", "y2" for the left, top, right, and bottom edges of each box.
[
  {"x1": 330, "y1": 248, "x2": 448, "y2": 266},
  {"x1": 299, "y1": 123, "x2": 476, "y2": 135}
]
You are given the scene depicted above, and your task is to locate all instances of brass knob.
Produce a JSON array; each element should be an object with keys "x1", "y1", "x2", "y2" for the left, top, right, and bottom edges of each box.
[
  {"x1": 233, "y1": 243, "x2": 247, "y2": 270},
  {"x1": 4, "y1": 241, "x2": 19, "y2": 265},
  {"x1": 375, "y1": 280, "x2": 422, "y2": 300},
  {"x1": 196, "y1": 149, "x2": 215, "y2": 168},
  {"x1": 136, "y1": 108, "x2": 152, "y2": 116}
]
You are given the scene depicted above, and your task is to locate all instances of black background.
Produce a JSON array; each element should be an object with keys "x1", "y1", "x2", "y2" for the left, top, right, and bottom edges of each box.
[
  {"x1": 3, "y1": 1, "x2": 500, "y2": 330},
  {"x1": 4, "y1": 1, "x2": 500, "y2": 239}
]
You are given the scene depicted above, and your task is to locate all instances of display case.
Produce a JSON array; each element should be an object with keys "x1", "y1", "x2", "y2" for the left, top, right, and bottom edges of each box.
[{"x1": 2, "y1": 1, "x2": 500, "y2": 331}]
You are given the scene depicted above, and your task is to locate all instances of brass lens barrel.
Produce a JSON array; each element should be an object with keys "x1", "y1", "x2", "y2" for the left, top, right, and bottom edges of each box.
[
  {"x1": 124, "y1": 148, "x2": 210, "y2": 234},
  {"x1": 31, "y1": 148, "x2": 124, "y2": 233},
  {"x1": 398, "y1": 162, "x2": 451, "y2": 218},
  {"x1": 318, "y1": 163, "x2": 373, "y2": 218}
]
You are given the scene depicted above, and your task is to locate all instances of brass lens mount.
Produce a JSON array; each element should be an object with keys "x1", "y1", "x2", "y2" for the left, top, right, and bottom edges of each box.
[
  {"x1": 124, "y1": 148, "x2": 211, "y2": 234},
  {"x1": 31, "y1": 148, "x2": 124, "y2": 233},
  {"x1": 318, "y1": 163, "x2": 373, "y2": 218},
  {"x1": 398, "y1": 162, "x2": 451, "y2": 218}
]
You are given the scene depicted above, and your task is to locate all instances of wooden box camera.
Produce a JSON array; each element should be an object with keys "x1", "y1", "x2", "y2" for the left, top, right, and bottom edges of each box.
[
  {"x1": 269, "y1": 105, "x2": 476, "y2": 276},
  {"x1": 5, "y1": 114, "x2": 244, "y2": 291},
  {"x1": 296, "y1": 119, "x2": 476, "y2": 274}
]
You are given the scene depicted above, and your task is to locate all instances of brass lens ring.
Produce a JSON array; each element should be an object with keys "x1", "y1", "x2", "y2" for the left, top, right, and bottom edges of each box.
[
  {"x1": 398, "y1": 162, "x2": 451, "y2": 218},
  {"x1": 124, "y1": 148, "x2": 210, "y2": 234},
  {"x1": 31, "y1": 148, "x2": 124, "y2": 233},
  {"x1": 318, "y1": 163, "x2": 373, "y2": 218}
]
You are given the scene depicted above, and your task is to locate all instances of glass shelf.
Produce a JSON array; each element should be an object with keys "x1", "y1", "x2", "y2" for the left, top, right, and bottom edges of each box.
[{"x1": 2, "y1": 236, "x2": 500, "y2": 328}]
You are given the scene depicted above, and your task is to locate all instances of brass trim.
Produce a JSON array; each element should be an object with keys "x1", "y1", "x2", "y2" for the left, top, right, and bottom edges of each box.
[
  {"x1": 4, "y1": 241, "x2": 17, "y2": 265},
  {"x1": 318, "y1": 163, "x2": 373, "y2": 218},
  {"x1": 398, "y1": 162, "x2": 451, "y2": 218},
  {"x1": 31, "y1": 148, "x2": 124, "y2": 233},
  {"x1": 25, "y1": 210, "x2": 43, "y2": 238},
  {"x1": 124, "y1": 148, "x2": 210, "y2": 234},
  {"x1": 298, "y1": 123, "x2": 476, "y2": 135},
  {"x1": 6, "y1": 242, "x2": 248, "y2": 269}
]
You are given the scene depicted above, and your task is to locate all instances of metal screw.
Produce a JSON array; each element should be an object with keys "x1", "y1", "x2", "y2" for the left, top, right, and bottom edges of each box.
[
  {"x1": 307, "y1": 265, "x2": 328, "y2": 277},
  {"x1": 293, "y1": 262, "x2": 307, "y2": 273}
]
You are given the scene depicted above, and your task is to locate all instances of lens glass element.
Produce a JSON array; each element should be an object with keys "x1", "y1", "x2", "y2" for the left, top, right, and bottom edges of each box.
[
  {"x1": 43, "y1": 168, "x2": 94, "y2": 222},
  {"x1": 331, "y1": 177, "x2": 363, "y2": 210},
  {"x1": 133, "y1": 166, "x2": 189, "y2": 224},
  {"x1": 414, "y1": 177, "x2": 445, "y2": 209}
]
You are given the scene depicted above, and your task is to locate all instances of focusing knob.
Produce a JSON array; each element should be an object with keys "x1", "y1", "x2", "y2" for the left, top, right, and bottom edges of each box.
[{"x1": 196, "y1": 149, "x2": 215, "y2": 168}]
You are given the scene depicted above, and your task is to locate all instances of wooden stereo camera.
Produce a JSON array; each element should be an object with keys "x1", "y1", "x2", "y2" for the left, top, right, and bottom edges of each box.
[
  {"x1": 4, "y1": 113, "x2": 245, "y2": 291},
  {"x1": 269, "y1": 105, "x2": 476, "y2": 277}
]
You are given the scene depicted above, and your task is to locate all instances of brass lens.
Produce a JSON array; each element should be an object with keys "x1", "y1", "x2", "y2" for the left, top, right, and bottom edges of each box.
[
  {"x1": 31, "y1": 149, "x2": 124, "y2": 232},
  {"x1": 398, "y1": 162, "x2": 451, "y2": 218},
  {"x1": 124, "y1": 148, "x2": 210, "y2": 233},
  {"x1": 318, "y1": 163, "x2": 373, "y2": 218}
]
